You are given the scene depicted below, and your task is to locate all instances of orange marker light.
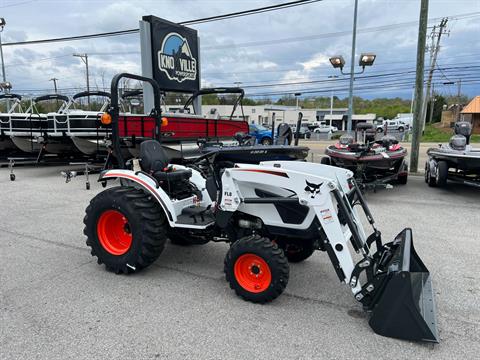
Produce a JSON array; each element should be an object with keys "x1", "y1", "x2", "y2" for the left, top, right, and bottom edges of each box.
[
  {"x1": 161, "y1": 117, "x2": 168, "y2": 127},
  {"x1": 100, "y1": 113, "x2": 112, "y2": 125}
]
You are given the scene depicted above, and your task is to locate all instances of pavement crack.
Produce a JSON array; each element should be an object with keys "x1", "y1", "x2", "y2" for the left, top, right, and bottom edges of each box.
[
  {"x1": 0, "y1": 226, "x2": 85, "y2": 252},
  {"x1": 153, "y1": 262, "x2": 355, "y2": 311}
]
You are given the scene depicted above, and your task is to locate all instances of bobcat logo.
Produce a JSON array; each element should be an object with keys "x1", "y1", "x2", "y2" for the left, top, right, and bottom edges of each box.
[{"x1": 304, "y1": 180, "x2": 323, "y2": 198}]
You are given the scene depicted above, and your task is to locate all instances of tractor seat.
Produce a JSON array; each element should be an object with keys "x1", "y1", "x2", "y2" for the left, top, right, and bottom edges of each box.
[{"x1": 140, "y1": 140, "x2": 192, "y2": 182}]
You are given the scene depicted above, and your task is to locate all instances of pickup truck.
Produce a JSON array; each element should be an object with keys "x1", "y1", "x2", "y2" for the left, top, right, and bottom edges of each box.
[
  {"x1": 376, "y1": 119, "x2": 408, "y2": 133},
  {"x1": 313, "y1": 124, "x2": 338, "y2": 133}
]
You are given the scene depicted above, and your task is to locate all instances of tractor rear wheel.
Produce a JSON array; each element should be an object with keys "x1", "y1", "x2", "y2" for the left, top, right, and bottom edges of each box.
[
  {"x1": 276, "y1": 237, "x2": 315, "y2": 263},
  {"x1": 84, "y1": 186, "x2": 167, "y2": 274},
  {"x1": 224, "y1": 235, "x2": 289, "y2": 303}
]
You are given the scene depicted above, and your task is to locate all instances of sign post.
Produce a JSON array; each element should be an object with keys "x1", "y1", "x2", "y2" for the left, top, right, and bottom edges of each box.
[{"x1": 140, "y1": 16, "x2": 201, "y2": 113}]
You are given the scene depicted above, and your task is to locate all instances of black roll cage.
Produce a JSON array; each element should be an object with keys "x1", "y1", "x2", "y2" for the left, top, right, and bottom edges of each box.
[
  {"x1": 34, "y1": 94, "x2": 70, "y2": 103},
  {"x1": 109, "y1": 73, "x2": 163, "y2": 169},
  {"x1": 73, "y1": 91, "x2": 111, "y2": 100},
  {"x1": 183, "y1": 87, "x2": 245, "y2": 121},
  {"x1": 0, "y1": 93, "x2": 22, "y2": 101}
]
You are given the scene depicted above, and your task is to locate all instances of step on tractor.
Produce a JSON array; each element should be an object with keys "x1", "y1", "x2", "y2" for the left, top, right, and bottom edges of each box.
[{"x1": 84, "y1": 74, "x2": 438, "y2": 342}]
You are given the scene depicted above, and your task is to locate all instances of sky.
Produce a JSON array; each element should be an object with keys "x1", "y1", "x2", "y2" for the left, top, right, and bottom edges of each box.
[{"x1": 1, "y1": 0, "x2": 479, "y2": 100}]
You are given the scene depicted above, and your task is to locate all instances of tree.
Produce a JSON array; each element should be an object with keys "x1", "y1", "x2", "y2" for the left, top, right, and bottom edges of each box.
[{"x1": 426, "y1": 94, "x2": 446, "y2": 123}]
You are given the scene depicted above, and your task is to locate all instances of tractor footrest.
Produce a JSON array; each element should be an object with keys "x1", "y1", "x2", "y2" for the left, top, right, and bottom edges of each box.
[{"x1": 176, "y1": 206, "x2": 215, "y2": 226}]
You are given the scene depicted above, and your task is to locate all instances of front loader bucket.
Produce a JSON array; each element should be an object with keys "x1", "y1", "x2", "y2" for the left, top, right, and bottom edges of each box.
[{"x1": 368, "y1": 228, "x2": 439, "y2": 342}]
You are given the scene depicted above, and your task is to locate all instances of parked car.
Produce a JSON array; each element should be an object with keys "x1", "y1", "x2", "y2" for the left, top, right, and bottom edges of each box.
[
  {"x1": 314, "y1": 124, "x2": 338, "y2": 133},
  {"x1": 376, "y1": 120, "x2": 408, "y2": 133},
  {"x1": 249, "y1": 124, "x2": 273, "y2": 145},
  {"x1": 292, "y1": 126, "x2": 312, "y2": 139}
]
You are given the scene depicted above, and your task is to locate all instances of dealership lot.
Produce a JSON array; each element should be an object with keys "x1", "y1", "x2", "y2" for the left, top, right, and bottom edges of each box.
[{"x1": 1, "y1": 162, "x2": 479, "y2": 360}]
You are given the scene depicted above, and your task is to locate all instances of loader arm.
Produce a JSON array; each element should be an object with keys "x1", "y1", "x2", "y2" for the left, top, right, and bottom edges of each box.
[{"x1": 219, "y1": 162, "x2": 438, "y2": 342}]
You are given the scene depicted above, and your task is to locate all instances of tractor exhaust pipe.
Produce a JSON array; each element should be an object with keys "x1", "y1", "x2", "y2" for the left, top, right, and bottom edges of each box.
[{"x1": 367, "y1": 228, "x2": 439, "y2": 342}]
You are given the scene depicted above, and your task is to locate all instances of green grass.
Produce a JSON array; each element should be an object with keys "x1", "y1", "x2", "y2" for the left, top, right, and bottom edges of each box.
[{"x1": 421, "y1": 124, "x2": 480, "y2": 143}]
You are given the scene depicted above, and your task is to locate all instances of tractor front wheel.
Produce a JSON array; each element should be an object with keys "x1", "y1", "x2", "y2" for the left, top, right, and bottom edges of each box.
[
  {"x1": 84, "y1": 186, "x2": 167, "y2": 274},
  {"x1": 224, "y1": 235, "x2": 289, "y2": 303}
]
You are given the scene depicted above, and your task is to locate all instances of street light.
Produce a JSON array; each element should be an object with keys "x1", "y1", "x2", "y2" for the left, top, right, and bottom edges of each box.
[
  {"x1": 0, "y1": 81, "x2": 11, "y2": 90},
  {"x1": 294, "y1": 92, "x2": 301, "y2": 110},
  {"x1": 329, "y1": 56, "x2": 345, "y2": 70},
  {"x1": 329, "y1": 52, "x2": 376, "y2": 132},
  {"x1": 359, "y1": 53, "x2": 376, "y2": 68}
]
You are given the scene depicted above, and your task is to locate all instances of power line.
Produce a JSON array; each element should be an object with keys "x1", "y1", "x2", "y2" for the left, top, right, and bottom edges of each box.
[
  {"x1": 3, "y1": 9, "x2": 480, "y2": 49},
  {"x1": 2, "y1": 0, "x2": 322, "y2": 47},
  {"x1": 179, "y1": 0, "x2": 322, "y2": 25}
]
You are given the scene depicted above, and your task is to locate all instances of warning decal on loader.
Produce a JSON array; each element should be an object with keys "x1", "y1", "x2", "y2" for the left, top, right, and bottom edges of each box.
[{"x1": 320, "y1": 209, "x2": 334, "y2": 223}]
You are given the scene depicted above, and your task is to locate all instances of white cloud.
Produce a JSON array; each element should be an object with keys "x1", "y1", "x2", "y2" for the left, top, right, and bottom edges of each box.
[{"x1": 1, "y1": 0, "x2": 478, "y2": 98}]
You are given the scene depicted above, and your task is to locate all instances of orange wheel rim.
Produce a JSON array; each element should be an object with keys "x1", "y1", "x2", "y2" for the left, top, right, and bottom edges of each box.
[
  {"x1": 234, "y1": 254, "x2": 272, "y2": 293},
  {"x1": 97, "y1": 210, "x2": 132, "y2": 255}
]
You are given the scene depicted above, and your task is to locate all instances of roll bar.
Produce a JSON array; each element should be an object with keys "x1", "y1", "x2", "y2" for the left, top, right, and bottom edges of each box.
[
  {"x1": 109, "y1": 73, "x2": 162, "y2": 169},
  {"x1": 183, "y1": 87, "x2": 245, "y2": 120},
  {"x1": 0, "y1": 93, "x2": 22, "y2": 101},
  {"x1": 121, "y1": 89, "x2": 143, "y2": 99},
  {"x1": 34, "y1": 94, "x2": 70, "y2": 103},
  {"x1": 73, "y1": 91, "x2": 111, "y2": 100}
]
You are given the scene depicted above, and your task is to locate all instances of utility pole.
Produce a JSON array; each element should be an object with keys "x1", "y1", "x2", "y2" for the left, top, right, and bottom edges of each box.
[
  {"x1": 428, "y1": 84, "x2": 435, "y2": 124},
  {"x1": 410, "y1": 0, "x2": 429, "y2": 173},
  {"x1": 421, "y1": 18, "x2": 448, "y2": 131},
  {"x1": 0, "y1": 17, "x2": 9, "y2": 112},
  {"x1": 50, "y1": 78, "x2": 58, "y2": 93},
  {"x1": 347, "y1": 0, "x2": 359, "y2": 133},
  {"x1": 73, "y1": 53, "x2": 90, "y2": 107},
  {"x1": 328, "y1": 75, "x2": 338, "y2": 127},
  {"x1": 456, "y1": 78, "x2": 462, "y2": 121},
  {"x1": 410, "y1": 86, "x2": 415, "y2": 114}
]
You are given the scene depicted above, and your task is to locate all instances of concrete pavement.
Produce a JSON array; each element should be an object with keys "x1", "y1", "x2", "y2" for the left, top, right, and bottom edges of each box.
[{"x1": 1, "y1": 165, "x2": 479, "y2": 359}]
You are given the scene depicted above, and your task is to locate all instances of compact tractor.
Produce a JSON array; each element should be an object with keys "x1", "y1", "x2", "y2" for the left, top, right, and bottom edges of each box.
[{"x1": 84, "y1": 74, "x2": 438, "y2": 342}]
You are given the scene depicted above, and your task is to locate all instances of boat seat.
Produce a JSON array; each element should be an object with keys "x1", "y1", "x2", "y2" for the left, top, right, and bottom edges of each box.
[
  {"x1": 380, "y1": 135, "x2": 398, "y2": 147},
  {"x1": 339, "y1": 134, "x2": 354, "y2": 146},
  {"x1": 140, "y1": 139, "x2": 192, "y2": 182},
  {"x1": 449, "y1": 135, "x2": 466, "y2": 151}
]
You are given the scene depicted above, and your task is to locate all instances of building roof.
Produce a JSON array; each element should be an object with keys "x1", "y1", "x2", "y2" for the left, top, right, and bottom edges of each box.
[{"x1": 461, "y1": 96, "x2": 480, "y2": 114}]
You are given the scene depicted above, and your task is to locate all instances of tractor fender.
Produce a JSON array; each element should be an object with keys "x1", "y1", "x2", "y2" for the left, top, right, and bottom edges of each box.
[{"x1": 98, "y1": 169, "x2": 176, "y2": 224}]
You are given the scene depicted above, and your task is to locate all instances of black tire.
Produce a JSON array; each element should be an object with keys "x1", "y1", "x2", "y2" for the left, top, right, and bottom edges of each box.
[
  {"x1": 377, "y1": 128, "x2": 383, "y2": 133},
  {"x1": 261, "y1": 137, "x2": 272, "y2": 145},
  {"x1": 224, "y1": 235, "x2": 289, "y2": 303},
  {"x1": 425, "y1": 162, "x2": 437, "y2": 187},
  {"x1": 276, "y1": 238, "x2": 315, "y2": 263},
  {"x1": 397, "y1": 173, "x2": 408, "y2": 185},
  {"x1": 10, "y1": 173, "x2": 15, "y2": 181},
  {"x1": 398, "y1": 127, "x2": 404, "y2": 132},
  {"x1": 84, "y1": 186, "x2": 167, "y2": 274},
  {"x1": 320, "y1": 156, "x2": 331, "y2": 165},
  {"x1": 86, "y1": 182, "x2": 90, "y2": 190},
  {"x1": 436, "y1": 161, "x2": 448, "y2": 187}
]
